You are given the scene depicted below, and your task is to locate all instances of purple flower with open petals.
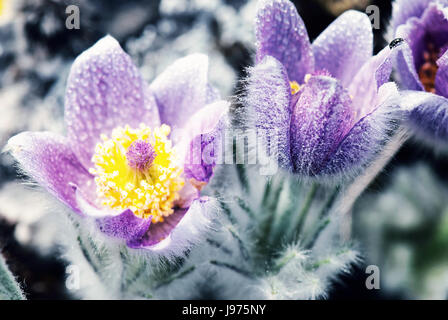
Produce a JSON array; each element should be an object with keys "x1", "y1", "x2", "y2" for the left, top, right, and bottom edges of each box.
[
  {"x1": 6, "y1": 36, "x2": 228, "y2": 252},
  {"x1": 391, "y1": 0, "x2": 448, "y2": 145},
  {"x1": 245, "y1": 0, "x2": 403, "y2": 177}
]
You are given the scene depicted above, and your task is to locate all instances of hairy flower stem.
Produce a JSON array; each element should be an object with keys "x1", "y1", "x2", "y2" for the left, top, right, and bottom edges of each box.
[
  {"x1": 303, "y1": 186, "x2": 341, "y2": 248},
  {"x1": 294, "y1": 183, "x2": 318, "y2": 234},
  {"x1": 282, "y1": 181, "x2": 340, "y2": 249},
  {"x1": 338, "y1": 127, "x2": 411, "y2": 240}
]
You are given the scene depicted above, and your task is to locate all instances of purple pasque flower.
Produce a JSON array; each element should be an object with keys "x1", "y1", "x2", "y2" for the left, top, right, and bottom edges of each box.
[
  {"x1": 6, "y1": 36, "x2": 228, "y2": 252},
  {"x1": 391, "y1": 0, "x2": 448, "y2": 144},
  {"x1": 246, "y1": 0, "x2": 402, "y2": 177}
]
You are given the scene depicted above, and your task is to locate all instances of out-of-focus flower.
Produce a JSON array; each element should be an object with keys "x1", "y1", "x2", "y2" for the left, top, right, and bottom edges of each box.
[
  {"x1": 354, "y1": 164, "x2": 448, "y2": 299},
  {"x1": 391, "y1": 0, "x2": 448, "y2": 145},
  {"x1": 0, "y1": 0, "x2": 14, "y2": 25},
  {"x1": 6, "y1": 36, "x2": 228, "y2": 252},
  {"x1": 245, "y1": 0, "x2": 402, "y2": 178},
  {"x1": 316, "y1": 0, "x2": 371, "y2": 17}
]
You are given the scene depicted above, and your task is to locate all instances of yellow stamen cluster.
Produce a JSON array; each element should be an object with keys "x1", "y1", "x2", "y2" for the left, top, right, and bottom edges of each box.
[
  {"x1": 290, "y1": 81, "x2": 301, "y2": 95},
  {"x1": 290, "y1": 75, "x2": 311, "y2": 95},
  {"x1": 89, "y1": 124, "x2": 185, "y2": 223}
]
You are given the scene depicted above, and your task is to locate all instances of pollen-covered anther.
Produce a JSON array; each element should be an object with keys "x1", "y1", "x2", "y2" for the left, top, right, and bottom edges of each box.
[
  {"x1": 89, "y1": 124, "x2": 185, "y2": 224},
  {"x1": 290, "y1": 72, "x2": 327, "y2": 95},
  {"x1": 419, "y1": 42, "x2": 440, "y2": 94}
]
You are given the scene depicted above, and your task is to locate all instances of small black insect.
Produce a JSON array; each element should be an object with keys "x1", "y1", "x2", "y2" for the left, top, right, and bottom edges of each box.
[{"x1": 389, "y1": 38, "x2": 404, "y2": 49}]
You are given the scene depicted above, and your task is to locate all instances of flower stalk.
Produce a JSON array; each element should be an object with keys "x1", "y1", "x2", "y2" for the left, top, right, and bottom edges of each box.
[{"x1": 337, "y1": 126, "x2": 411, "y2": 239}]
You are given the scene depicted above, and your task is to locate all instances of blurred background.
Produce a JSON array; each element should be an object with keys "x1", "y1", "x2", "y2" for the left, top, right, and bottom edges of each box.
[{"x1": 0, "y1": 0, "x2": 447, "y2": 299}]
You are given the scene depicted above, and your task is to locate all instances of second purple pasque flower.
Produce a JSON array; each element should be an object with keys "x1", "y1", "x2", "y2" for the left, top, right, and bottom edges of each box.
[
  {"x1": 391, "y1": 0, "x2": 448, "y2": 145},
  {"x1": 245, "y1": 0, "x2": 404, "y2": 178}
]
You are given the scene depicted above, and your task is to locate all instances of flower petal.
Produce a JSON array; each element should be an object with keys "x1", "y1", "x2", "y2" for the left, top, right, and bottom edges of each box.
[
  {"x1": 399, "y1": 3, "x2": 448, "y2": 65},
  {"x1": 6, "y1": 132, "x2": 93, "y2": 214},
  {"x1": 321, "y1": 83, "x2": 401, "y2": 176},
  {"x1": 348, "y1": 43, "x2": 404, "y2": 119},
  {"x1": 74, "y1": 186, "x2": 152, "y2": 242},
  {"x1": 181, "y1": 100, "x2": 230, "y2": 140},
  {"x1": 289, "y1": 76, "x2": 355, "y2": 176},
  {"x1": 245, "y1": 55, "x2": 293, "y2": 170},
  {"x1": 96, "y1": 210, "x2": 151, "y2": 242},
  {"x1": 255, "y1": 0, "x2": 314, "y2": 83},
  {"x1": 312, "y1": 10, "x2": 373, "y2": 87},
  {"x1": 394, "y1": 38, "x2": 424, "y2": 91},
  {"x1": 436, "y1": 46, "x2": 448, "y2": 97},
  {"x1": 391, "y1": 0, "x2": 433, "y2": 31},
  {"x1": 127, "y1": 197, "x2": 216, "y2": 255},
  {"x1": 150, "y1": 54, "x2": 215, "y2": 134},
  {"x1": 395, "y1": 15, "x2": 426, "y2": 71},
  {"x1": 65, "y1": 35, "x2": 160, "y2": 169},
  {"x1": 395, "y1": 2, "x2": 448, "y2": 92},
  {"x1": 180, "y1": 100, "x2": 229, "y2": 183},
  {"x1": 421, "y1": 2, "x2": 448, "y2": 49},
  {"x1": 401, "y1": 90, "x2": 448, "y2": 144},
  {"x1": 128, "y1": 208, "x2": 186, "y2": 248}
]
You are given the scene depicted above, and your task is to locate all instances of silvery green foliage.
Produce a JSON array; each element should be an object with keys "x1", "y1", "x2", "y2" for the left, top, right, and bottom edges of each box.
[
  {"x1": 150, "y1": 163, "x2": 358, "y2": 300},
  {"x1": 0, "y1": 254, "x2": 25, "y2": 300},
  {"x1": 354, "y1": 164, "x2": 448, "y2": 299},
  {"x1": 57, "y1": 205, "x2": 218, "y2": 299},
  {"x1": 57, "y1": 161, "x2": 358, "y2": 299}
]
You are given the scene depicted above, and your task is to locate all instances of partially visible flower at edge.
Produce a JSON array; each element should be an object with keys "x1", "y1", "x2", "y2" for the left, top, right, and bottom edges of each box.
[
  {"x1": 0, "y1": 0, "x2": 14, "y2": 25},
  {"x1": 391, "y1": 0, "x2": 448, "y2": 146},
  {"x1": 243, "y1": 0, "x2": 406, "y2": 178},
  {"x1": 5, "y1": 35, "x2": 229, "y2": 253}
]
